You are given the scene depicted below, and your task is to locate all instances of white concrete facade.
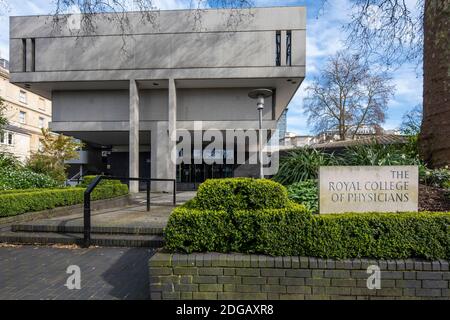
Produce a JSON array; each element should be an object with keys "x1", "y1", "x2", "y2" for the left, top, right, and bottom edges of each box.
[{"x1": 9, "y1": 7, "x2": 306, "y2": 192}]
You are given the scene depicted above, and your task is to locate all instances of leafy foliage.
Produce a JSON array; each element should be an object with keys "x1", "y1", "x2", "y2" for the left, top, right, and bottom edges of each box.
[
  {"x1": 0, "y1": 184, "x2": 129, "y2": 217},
  {"x1": 420, "y1": 166, "x2": 450, "y2": 189},
  {"x1": 194, "y1": 178, "x2": 289, "y2": 212},
  {"x1": 26, "y1": 129, "x2": 84, "y2": 183},
  {"x1": 0, "y1": 167, "x2": 59, "y2": 190},
  {"x1": 80, "y1": 175, "x2": 123, "y2": 187},
  {"x1": 273, "y1": 148, "x2": 337, "y2": 185},
  {"x1": 0, "y1": 98, "x2": 7, "y2": 133},
  {"x1": 165, "y1": 205, "x2": 450, "y2": 259},
  {"x1": 287, "y1": 180, "x2": 319, "y2": 213},
  {"x1": 339, "y1": 143, "x2": 421, "y2": 166},
  {"x1": 0, "y1": 152, "x2": 21, "y2": 170}
]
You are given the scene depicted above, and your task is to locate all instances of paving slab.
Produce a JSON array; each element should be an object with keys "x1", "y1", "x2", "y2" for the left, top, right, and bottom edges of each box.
[{"x1": 0, "y1": 246, "x2": 155, "y2": 300}]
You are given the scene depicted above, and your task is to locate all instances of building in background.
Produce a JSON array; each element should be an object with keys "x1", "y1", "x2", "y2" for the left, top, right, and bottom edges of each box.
[{"x1": 0, "y1": 60, "x2": 52, "y2": 162}]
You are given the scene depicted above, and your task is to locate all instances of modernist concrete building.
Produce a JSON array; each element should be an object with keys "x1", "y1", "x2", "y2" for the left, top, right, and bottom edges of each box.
[{"x1": 9, "y1": 6, "x2": 306, "y2": 192}]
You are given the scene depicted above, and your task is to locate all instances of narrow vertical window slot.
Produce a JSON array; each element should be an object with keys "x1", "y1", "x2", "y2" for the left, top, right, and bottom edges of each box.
[
  {"x1": 31, "y1": 38, "x2": 36, "y2": 72},
  {"x1": 286, "y1": 31, "x2": 292, "y2": 66},
  {"x1": 22, "y1": 39, "x2": 27, "y2": 72},
  {"x1": 275, "y1": 31, "x2": 281, "y2": 66}
]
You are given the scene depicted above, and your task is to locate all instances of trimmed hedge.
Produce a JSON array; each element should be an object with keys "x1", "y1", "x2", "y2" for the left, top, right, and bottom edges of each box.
[
  {"x1": 165, "y1": 207, "x2": 450, "y2": 259},
  {"x1": 194, "y1": 178, "x2": 289, "y2": 212},
  {"x1": 80, "y1": 175, "x2": 123, "y2": 187},
  {"x1": 0, "y1": 184, "x2": 129, "y2": 217},
  {"x1": 165, "y1": 178, "x2": 450, "y2": 259}
]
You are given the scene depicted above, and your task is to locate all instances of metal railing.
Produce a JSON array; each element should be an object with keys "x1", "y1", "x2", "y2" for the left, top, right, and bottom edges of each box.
[{"x1": 83, "y1": 176, "x2": 176, "y2": 247}]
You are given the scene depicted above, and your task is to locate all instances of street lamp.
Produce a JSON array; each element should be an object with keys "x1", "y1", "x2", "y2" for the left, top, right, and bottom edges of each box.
[{"x1": 248, "y1": 88, "x2": 273, "y2": 179}]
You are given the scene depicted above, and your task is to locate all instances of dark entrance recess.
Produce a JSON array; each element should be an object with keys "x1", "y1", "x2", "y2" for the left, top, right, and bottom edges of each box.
[
  {"x1": 176, "y1": 163, "x2": 234, "y2": 191},
  {"x1": 107, "y1": 151, "x2": 151, "y2": 191}
]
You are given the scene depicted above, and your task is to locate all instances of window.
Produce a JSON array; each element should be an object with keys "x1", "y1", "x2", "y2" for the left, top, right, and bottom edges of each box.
[
  {"x1": 31, "y1": 38, "x2": 36, "y2": 72},
  {"x1": 0, "y1": 132, "x2": 13, "y2": 145},
  {"x1": 19, "y1": 90, "x2": 27, "y2": 104},
  {"x1": 275, "y1": 31, "x2": 281, "y2": 66},
  {"x1": 38, "y1": 98, "x2": 45, "y2": 111},
  {"x1": 22, "y1": 39, "x2": 26, "y2": 72},
  {"x1": 286, "y1": 30, "x2": 292, "y2": 66},
  {"x1": 19, "y1": 111, "x2": 26, "y2": 124},
  {"x1": 38, "y1": 117, "x2": 45, "y2": 129}
]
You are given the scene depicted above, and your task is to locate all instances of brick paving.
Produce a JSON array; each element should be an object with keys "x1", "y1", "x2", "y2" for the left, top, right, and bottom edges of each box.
[{"x1": 0, "y1": 245, "x2": 155, "y2": 300}]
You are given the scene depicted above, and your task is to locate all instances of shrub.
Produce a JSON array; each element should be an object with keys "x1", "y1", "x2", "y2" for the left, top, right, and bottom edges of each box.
[
  {"x1": 0, "y1": 184, "x2": 128, "y2": 217},
  {"x1": 0, "y1": 167, "x2": 60, "y2": 190},
  {"x1": 80, "y1": 175, "x2": 123, "y2": 187},
  {"x1": 0, "y1": 152, "x2": 21, "y2": 169},
  {"x1": 287, "y1": 180, "x2": 319, "y2": 213},
  {"x1": 273, "y1": 148, "x2": 337, "y2": 185},
  {"x1": 194, "y1": 178, "x2": 289, "y2": 212},
  {"x1": 165, "y1": 207, "x2": 450, "y2": 259},
  {"x1": 339, "y1": 143, "x2": 421, "y2": 166},
  {"x1": 420, "y1": 166, "x2": 450, "y2": 189}
]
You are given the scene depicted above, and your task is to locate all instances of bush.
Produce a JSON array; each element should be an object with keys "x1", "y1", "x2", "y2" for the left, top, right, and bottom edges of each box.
[
  {"x1": 194, "y1": 178, "x2": 290, "y2": 212},
  {"x1": 0, "y1": 152, "x2": 21, "y2": 169},
  {"x1": 340, "y1": 143, "x2": 421, "y2": 166},
  {"x1": 165, "y1": 207, "x2": 450, "y2": 259},
  {"x1": 287, "y1": 180, "x2": 319, "y2": 213},
  {"x1": 0, "y1": 167, "x2": 60, "y2": 190},
  {"x1": 0, "y1": 184, "x2": 128, "y2": 217},
  {"x1": 273, "y1": 148, "x2": 337, "y2": 185},
  {"x1": 80, "y1": 175, "x2": 123, "y2": 187},
  {"x1": 420, "y1": 166, "x2": 450, "y2": 189}
]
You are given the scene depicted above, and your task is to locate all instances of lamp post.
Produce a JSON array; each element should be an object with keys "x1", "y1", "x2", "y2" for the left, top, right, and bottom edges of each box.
[{"x1": 248, "y1": 89, "x2": 273, "y2": 179}]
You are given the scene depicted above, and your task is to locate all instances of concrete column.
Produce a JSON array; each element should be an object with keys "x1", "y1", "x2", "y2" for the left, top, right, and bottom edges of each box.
[
  {"x1": 151, "y1": 79, "x2": 177, "y2": 192},
  {"x1": 168, "y1": 79, "x2": 177, "y2": 172},
  {"x1": 129, "y1": 79, "x2": 139, "y2": 193}
]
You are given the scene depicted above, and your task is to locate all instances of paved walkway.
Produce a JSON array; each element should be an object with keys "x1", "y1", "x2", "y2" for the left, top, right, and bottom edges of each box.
[
  {"x1": 4, "y1": 191, "x2": 197, "y2": 232},
  {"x1": 0, "y1": 246, "x2": 155, "y2": 300}
]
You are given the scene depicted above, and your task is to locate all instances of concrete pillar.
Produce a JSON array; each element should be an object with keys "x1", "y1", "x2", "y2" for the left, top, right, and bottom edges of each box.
[
  {"x1": 151, "y1": 79, "x2": 177, "y2": 192},
  {"x1": 129, "y1": 79, "x2": 139, "y2": 193}
]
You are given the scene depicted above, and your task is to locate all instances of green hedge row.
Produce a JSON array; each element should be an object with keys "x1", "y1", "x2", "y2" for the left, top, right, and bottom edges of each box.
[
  {"x1": 80, "y1": 175, "x2": 123, "y2": 187},
  {"x1": 0, "y1": 184, "x2": 129, "y2": 217},
  {"x1": 193, "y1": 178, "x2": 290, "y2": 212},
  {"x1": 165, "y1": 206, "x2": 450, "y2": 260}
]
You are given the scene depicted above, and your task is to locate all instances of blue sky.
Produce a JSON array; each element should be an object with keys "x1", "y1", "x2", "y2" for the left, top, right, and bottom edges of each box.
[{"x1": 0, "y1": 0, "x2": 423, "y2": 135}]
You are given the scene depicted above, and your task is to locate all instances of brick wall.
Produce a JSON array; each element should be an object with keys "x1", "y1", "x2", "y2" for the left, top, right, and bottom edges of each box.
[{"x1": 149, "y1": 253, "x2": 450, "y2": 300}]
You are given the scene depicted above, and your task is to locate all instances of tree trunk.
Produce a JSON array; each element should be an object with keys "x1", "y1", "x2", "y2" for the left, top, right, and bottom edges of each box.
[{"x1": 420, "y1": 0, "x2": 450, "y2": 167}]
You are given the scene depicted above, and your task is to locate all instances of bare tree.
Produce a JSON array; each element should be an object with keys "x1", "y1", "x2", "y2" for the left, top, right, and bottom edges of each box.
[
  {"x1": 51, "y1": 0, "x2": 254, "y2": 35},
  {"x1": 318, "y1": 0, "x2": 449, "y2": 167},
  {"x1": 400, "y1": 105, "x2": 422, "y2": 135},
  {"x1": 304, "y1": 52, "x2": 394, "y2": 141}
]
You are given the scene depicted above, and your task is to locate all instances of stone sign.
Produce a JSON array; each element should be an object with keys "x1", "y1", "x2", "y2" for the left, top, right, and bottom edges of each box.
[{"x1": 319, "y1": 166, "x2": 418, "y2": 214}]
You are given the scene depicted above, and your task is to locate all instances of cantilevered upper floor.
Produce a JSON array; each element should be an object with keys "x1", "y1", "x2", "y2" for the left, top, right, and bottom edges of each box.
[{"x1": 9, "y1": 7, "x2": 306, "y2": 121}]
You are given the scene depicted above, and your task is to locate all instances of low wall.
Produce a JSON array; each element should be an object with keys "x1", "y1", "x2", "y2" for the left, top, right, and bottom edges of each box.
[{"x1": 149, "y1": 253, "x2": 450, "y2": 300}]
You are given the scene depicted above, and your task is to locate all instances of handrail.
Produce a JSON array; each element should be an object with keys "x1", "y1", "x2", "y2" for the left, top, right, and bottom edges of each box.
[{"x1": 83, "y1": 176, "x2": 177, "y2": 247}]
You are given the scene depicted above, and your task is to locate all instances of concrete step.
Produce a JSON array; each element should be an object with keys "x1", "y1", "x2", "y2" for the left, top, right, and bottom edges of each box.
[
  {"x1": 11, "y1": 224, "x2": 164, "y2": 236},
  {"x1": 0, "y1": 230, "x2": 165, "y2": 248}
]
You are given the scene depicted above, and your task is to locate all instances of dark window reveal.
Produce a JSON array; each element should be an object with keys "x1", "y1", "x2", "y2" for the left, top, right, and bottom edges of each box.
[
  {"x1": 286, "y1": 31, "x2": 292, "y2": 66},
  {"x1": 22, "y1": 39, "x2": 26, "y2": 72},
  {"x1": 275, "y1": 31, "x2": 281, "y2": 66}
]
